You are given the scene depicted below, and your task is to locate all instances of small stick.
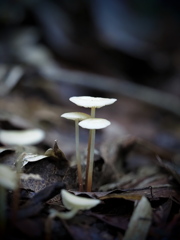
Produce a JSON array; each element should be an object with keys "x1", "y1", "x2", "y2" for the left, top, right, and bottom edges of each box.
[{"x1": 149, "y1": 186, "x2": 153, "y2": 199}]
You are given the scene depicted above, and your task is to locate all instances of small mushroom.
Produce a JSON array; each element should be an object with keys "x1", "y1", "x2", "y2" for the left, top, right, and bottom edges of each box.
[
  {"x1": 61, "y1": 112, "x2": 90, "y2": 191},
  {"x1": 49, "y1": 189, "x2": 101, "y2": 219},
  {"x1": 0, "y1": 128, "x2": 45, "y2": 146},
  {"x1": 69, "y1": 96, "x2": 117, "y2": 117},
  {"x1": 79, "y1": 118, "x2": 111, "y2": 192},
  {"x1": 70, "y1": 96, "x2": 116, "y2": 192}
]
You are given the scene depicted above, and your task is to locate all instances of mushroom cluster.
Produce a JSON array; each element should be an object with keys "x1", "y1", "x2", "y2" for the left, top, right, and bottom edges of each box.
[
  {"x1": 61, "y1": 96, "x2": 117, "y2": 192},
  {"x1": 61, "y1": 112, "x2": 90, "y2": 191}
]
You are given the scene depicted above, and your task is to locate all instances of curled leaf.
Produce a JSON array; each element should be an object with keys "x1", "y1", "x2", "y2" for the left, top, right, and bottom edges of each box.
[
  {"x1": 20, "y1": 153, "x2": 48, "y2": 167},
  {"x1": 49, "y1": 190, "x2": 101, "y2": 220},
  {"x1": 0, "y1": 147, "x2": 15, "y2": 154}
]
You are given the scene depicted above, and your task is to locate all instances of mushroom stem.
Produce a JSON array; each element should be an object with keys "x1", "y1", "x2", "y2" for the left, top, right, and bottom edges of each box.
[
  {"x1": 86, "y1": 129, "x2": 96, "y2": 192},
  {"x1": 86, "y1": 107, "x2": 96, "y2": 192},
  {"x1": 0, "y1": 186, "x2": 6, "y2": 232},
  {"x1": 75, "y1": 120, "x2": 83, "y2": 191},
  {"x1": 91, "y1": 107, "x2": 96, "y2": 118},
  {"x1": 61, "y1": 112, "x2": 91, "y2": 192},
  {"x1": 79, "y1": 118, "x2": 111, "y2": 192}
]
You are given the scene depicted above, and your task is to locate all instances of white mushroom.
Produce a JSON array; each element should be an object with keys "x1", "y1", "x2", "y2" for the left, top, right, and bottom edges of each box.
[
  {"x1": 70, "y1": 96, "x2": 116, "y2": 192},
  {"x1": 61, "y1": 112, "x2": 90, "y2": 191},
  {"x1": 49, "y1": 189, "x2": 101, "y2": 219},
  {"x1": 69, "y1": 96, "x2": 117, "y2": 117},
  {"x1": 0, "y1": 128, "x2": 45, "y2": 146},
  {"x1": 79, "y1": 118, "x2": 111, "y2": 191}
]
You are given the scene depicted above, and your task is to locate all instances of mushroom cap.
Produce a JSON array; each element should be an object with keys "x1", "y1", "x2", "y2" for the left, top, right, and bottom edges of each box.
[
  {"x1": 79, "y1": 118, "x2": 111, "y2": 129},
  {"x1": 0, "y1": 128, "x2": 45, "y2": 146},
  {"x1": 61, "y1": 112, "x2": 90, "y2": 121},
  {"x1": 61, "y1": 189, "x2": 101, "y2": 210},
  {"x1": 0, "y1": 164, "x2": 18, "y2": 190},
  {"x1": 69, "y1": 96, "x2": 117, "y2": 108}
]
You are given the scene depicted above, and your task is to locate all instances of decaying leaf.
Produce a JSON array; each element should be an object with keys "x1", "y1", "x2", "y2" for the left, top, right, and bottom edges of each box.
[
  {"x1": 123, "y1": 196, "x2": 152, "y2": 240},
  {"x1": 0, "y1": 147, "x2": 15, "y2": 154},
  {"x1": 20, "y1": 153, "x2": 48, "y2": 167},
  {"x1": 0, "y1": 145, "x2": 42, "y2": 169},
  {"x1": 71, "y1": 184, "x2": 180, "y2": 202},
  {"x1": 45, "y1": 140, "x2": 67, "y2": 159},
  {"x1": 21, "y1": 141, "x2": 77, "y2": 198},
  {"x1": 21, "y1": 182, "x2": 65, "y2": 208},
  {"x1": 16, "y1": 182, "x2": 65, "y2": 219},
  {"x1": 99, "y1": 193, "x2": 142, "y2": 201}
]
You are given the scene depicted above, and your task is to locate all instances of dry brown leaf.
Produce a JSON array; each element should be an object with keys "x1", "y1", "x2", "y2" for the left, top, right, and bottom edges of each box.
[
  {"x1": 21, "y1": 141, "x2": 77, "y2": 199},
  {"x1": 99, "y1": 193, "x2": 142, "y2": 201}
]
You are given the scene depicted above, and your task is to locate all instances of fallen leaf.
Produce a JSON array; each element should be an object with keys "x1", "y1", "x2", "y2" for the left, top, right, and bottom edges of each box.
[
  {"x1": 123, "y1": 196, "x2": 152, "y2": 240},
  {"x1": 0, "y1": 147, "x2": 15, "y2": 154},
  {"x1": 99, "y1": 193, "x2": 142, "y2": 201},
  {"x1": 18, "y1": 182, "x2": 65, "y2": 219},
  {"x1": 20, "y1": 153, "x2": 48, "y2": 167},
  {"x1": 21, "y1": 142, "x2": 77, "y2": 198}
]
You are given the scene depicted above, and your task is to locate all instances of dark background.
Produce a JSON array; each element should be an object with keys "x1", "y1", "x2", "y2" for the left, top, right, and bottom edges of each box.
[
  {"x1": 1, "y1": 0, "x2": 180, "y2": 91},
  {"x1": 0, "y1": 0, "x2": 180, "y2": 153}
]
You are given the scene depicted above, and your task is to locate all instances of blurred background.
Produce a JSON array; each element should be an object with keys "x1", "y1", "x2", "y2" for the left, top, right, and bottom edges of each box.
[{"x1": 0, "y1": 0, "x2": 180, "y2": 156}]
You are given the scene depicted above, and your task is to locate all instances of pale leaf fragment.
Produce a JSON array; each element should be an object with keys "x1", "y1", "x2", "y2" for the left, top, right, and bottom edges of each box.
[
  {"x1": 21, "y1": 153, "x2": 48, "y2": 166},
  {"x1": 0, "y1": 147, "x2": 15, "y2": 154},
  {"x1": 123, "y1": 196, "x2": 152, "y2": 240}
]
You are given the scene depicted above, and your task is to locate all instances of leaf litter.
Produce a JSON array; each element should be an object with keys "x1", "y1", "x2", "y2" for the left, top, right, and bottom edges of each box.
[
  {"x1": 1, "y1": 129, "x2": 180, "y2": 240},
  {"x1": 0, "y1": 84, "x2": 180, "y2": 240}
]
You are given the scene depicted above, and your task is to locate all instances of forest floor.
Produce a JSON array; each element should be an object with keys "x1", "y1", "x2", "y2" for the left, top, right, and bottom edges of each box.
[{"x1": 0, "y1": 71, "x2": 180, "y2": 240}]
